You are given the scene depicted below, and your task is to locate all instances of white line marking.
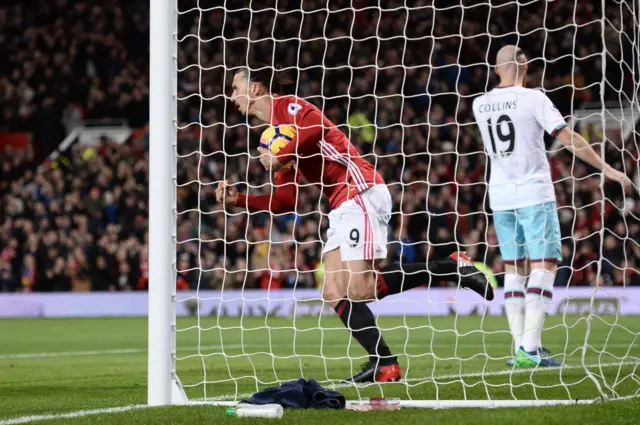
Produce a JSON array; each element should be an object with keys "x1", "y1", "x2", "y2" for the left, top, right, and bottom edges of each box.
[
  {"x1": 1, "y1": 343, "x2": 634, "y2": 360},
  {"x1": 202, "y1": 361, "x2": 640, "y2": 401},
  {"x1": 0, "y1": 345, "x2": 239, "y2": 360},
  {"x1": 0, "y1": 405, "x2": 148, "y2": 425},
  {"x1": 0, "y1": 348, "x2": 143, "y2": 360}
]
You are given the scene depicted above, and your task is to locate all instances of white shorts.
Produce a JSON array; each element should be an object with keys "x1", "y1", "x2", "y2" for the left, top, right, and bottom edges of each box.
[{"x1": 323, "y1": 185, "x2": 392, "y2": 261}]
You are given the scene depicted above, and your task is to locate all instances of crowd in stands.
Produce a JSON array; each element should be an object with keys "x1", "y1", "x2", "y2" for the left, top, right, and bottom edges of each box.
[
  {"x1": 0, "y1": 1, "x2": 149, "y2": 154},
  {"x1": 1, "y1": 0, "x2": 638, "y2": 292}
]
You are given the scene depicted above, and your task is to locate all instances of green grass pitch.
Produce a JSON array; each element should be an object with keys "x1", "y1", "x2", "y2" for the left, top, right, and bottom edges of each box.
[{"x1": 0, "y1": 315, "x2": 639, "y2": 424}]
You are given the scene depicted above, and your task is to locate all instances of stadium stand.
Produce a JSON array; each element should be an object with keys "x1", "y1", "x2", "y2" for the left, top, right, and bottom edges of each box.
[{"x1": 0, "y1": 0, "x2": 638, "y2": 292}]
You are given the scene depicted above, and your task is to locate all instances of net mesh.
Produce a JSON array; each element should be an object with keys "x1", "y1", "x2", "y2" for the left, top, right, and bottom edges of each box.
[{"x1": 172, "y1": 0, "x2": 640, "y2": 403}]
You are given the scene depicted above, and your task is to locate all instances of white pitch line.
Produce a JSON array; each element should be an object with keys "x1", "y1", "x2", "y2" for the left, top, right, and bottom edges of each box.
[
  {"x1": 0, "y1": 345, "x2": 228, "y2": 360},
  {"x1": 0, "y1": 405, "x2": 148, "y2": 425},
  {"x1": 0, "y1": 343, "x2": 634, "y2": 360},
  {"x1": 203, "y1": 360, "x2": 640, "y2": 401},
  {"x1": 0, "y1": 344, "x2": 261, "y2": 360},
  {"x1": 0, "y1": 348, "x2": 144, "y2": 360}
]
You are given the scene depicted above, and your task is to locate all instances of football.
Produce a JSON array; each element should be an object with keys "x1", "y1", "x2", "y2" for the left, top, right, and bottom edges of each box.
[{"x1": 259, "y1": 124, "x2": 296, "y2": 168}]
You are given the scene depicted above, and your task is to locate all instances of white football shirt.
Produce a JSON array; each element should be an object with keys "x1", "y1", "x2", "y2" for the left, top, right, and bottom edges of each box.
[{"x1": 472, "y1": 86, "x2": 567, "y2": 211}]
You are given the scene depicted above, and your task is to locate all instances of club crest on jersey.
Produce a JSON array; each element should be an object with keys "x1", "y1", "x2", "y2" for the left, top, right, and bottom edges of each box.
[{"x1": 287, "y1": 103, "x2": 302, "y2": 116}]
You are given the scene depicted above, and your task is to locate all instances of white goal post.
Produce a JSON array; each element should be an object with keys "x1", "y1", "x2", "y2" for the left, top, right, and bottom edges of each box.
[
  {"x1": 149, "y1": 0, "x2": 185, "y2": 406},
  {"x1": 148, "y1": 0, "x2": 640, "y2": 408}
]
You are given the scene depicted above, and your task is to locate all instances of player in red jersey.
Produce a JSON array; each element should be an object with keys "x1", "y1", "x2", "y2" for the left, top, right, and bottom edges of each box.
[{"x1": 217, "y1": 66, "x2": 494, "y2": 383}]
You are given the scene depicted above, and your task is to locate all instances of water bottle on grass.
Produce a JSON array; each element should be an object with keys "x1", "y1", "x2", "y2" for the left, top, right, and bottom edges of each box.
[
  {"x1": 348, "y1": 397, "x2": 402, "y2": 411},
  {"x1": 225, "y1": 403, "x2": 284, "y2": 418}
]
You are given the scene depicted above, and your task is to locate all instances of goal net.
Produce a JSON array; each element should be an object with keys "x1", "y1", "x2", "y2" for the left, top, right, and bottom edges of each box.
[{"x1": 149, "y1": 0, "x2": 640, "y2": 407}]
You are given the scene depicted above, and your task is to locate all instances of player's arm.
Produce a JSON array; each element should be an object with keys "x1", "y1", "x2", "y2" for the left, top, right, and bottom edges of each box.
[
  {"x1": 555, "y1": 127, "x2": 632, "y2": 190},
  {"x1": 259, "y1": 104, "x2": 325, "y2": 172},
  {"x1": 533, "y1": 91, "x2": 632, "y2": 191},
  {"x1": 215, "y1": 171, "x2": 298, "y2": 214}
]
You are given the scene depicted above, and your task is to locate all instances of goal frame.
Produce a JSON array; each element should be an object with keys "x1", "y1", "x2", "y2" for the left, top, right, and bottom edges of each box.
[
  {"x1": 147, "y1": 0, "x2": 634, "y2": 409},
  {"x1": 148, "y1": 0, "x2": 186, "y2": 407}
]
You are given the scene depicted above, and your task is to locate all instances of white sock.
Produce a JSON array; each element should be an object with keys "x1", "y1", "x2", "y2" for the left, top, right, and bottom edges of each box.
[
  {"x1": 522, "y1": 269, "x2": 555, "y2": 353},
  {"x1": 504, "y1": 273, "x2": 526, "y2": 355}
]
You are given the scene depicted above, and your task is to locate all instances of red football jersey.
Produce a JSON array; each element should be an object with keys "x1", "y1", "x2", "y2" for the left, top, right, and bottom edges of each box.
[
  {"x1": 270, "y1": 95, "x2": 384, "y2": 209},
  {"x1": 235, "y1": 168, "x2": 298, "y2": 214}
]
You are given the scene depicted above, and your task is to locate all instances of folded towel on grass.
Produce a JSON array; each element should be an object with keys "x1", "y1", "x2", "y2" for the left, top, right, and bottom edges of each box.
[{"x1": 242, "y1": 378, "x2": 346, "y2": 409}]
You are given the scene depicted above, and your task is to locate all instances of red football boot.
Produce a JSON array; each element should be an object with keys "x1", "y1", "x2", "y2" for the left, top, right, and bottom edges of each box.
[
  {"x1": 375, "y1": 363, "x2": 402, "y2": 382},
  {"x1": 343, "y1": 361, "x2": 402, "y2": 383}
]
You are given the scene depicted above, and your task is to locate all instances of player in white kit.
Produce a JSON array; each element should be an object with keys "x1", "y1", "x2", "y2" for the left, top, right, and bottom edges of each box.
[{"x1": 472, "y1": 45, "x2": 632, "y2": 367}]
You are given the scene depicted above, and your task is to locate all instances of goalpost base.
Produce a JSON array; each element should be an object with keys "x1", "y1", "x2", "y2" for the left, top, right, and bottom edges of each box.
[
  {"x1": 187, "y1": 398, "x2": 605, "y2": 409},
  {"x1": 170, "y1": 376, "x2": 189, "y2": 405},
  {"x1": 369, "y1": 399, "x2": 601, "y2": 409}
]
